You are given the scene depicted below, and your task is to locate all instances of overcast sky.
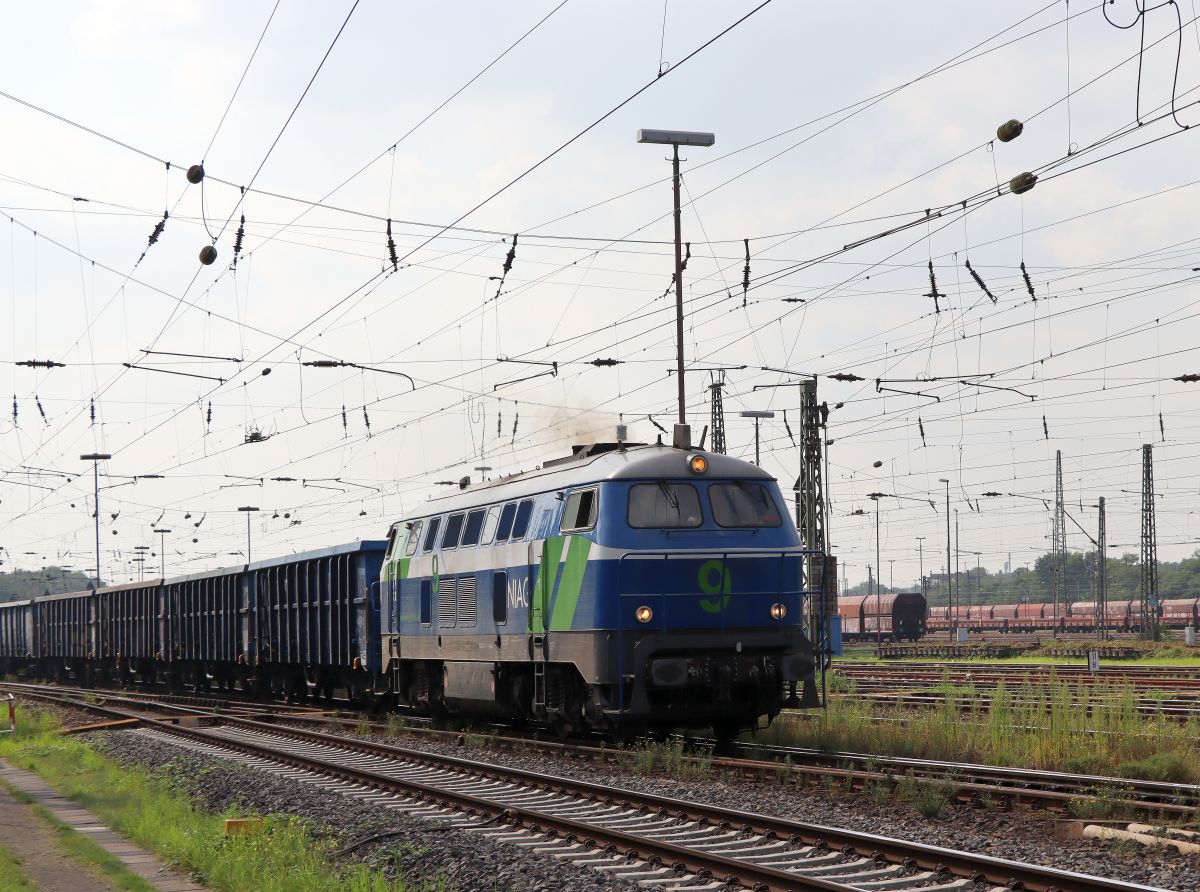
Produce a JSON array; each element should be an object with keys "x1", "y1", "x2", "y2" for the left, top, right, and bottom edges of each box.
[{"x1": 2, "y1": 0, "x2": 1199, "y2": 590}]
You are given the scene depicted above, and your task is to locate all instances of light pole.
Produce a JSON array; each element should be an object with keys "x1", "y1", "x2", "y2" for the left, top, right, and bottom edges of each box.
[
  {"x1": 153, "y1": 528, "x2": 171, "y2": 579},
  {"x1": 916, "y1": 536, "x2": 926, "y2": 600},
  {"x1": 972, "y1": 551, "x2": 982, "y2": 628},
  {"x1": 867, "y1": 492, "x2": 886, "y2": 645},
  {"x1": 637, "y1": 128, "x2": 715, "y2": 439},
  {"x1": 954, "y1": 509, "x2": 961, "y2": 634},
  {"x1": 938, "y1": 478, "x2": 951, "y2": 639},
  {"x1": 888, "y1": 559, "x2": 895, "y2": 594},
  {"x1": 238, "y1": 507, "x2": 259, "y2": 563},
  {"x1": 866, "y1": 563, "x2": 874, "y2": 633},
  {"x1": 739, "y1": 410, "x2": 775, "y2": 465},
  {"x1": 80, "y1": 453, "x2": 112, "y2": 589}
]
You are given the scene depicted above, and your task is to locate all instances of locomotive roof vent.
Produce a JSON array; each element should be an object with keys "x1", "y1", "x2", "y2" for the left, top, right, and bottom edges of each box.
[{"x1": 543, "y1": 441, "x2": 647, "y2": 468}]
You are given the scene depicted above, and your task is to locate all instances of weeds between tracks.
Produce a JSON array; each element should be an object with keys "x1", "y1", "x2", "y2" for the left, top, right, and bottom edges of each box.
[
  {"x1": 767, "y1": 675, "x2": 1199, "y2": 783},
  {"x1": 617, "y1": 738, "x2": 713, "y2": 780}
]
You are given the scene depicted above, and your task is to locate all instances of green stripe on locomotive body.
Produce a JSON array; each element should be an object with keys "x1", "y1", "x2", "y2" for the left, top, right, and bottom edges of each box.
[
  {"x1": 380, "y1": 557, "x2": 409, "y2": 582},
  {"x1": 530, "y1": 536, "x2": 565, "y2": 633},
  {"x1": 549, "y1": 536, "x2": 592, "y2": 631}
]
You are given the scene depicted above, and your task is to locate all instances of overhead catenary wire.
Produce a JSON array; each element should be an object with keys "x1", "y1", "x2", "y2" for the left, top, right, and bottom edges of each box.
[{"x1": 6, "y1": 3, "x2": 1200, "y2": 576}]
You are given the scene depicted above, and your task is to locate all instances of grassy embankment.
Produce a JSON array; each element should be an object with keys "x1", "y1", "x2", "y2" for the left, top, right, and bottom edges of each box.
[
  {"x1": 0, "y1": 710, "x2": 436, "y2": 892},
  {"x1": 766, "y1": 674, "x2": 1200, "y2": 789},
  {"x1": 0, "y1": 845, "x2": 37, "y2": 891}
]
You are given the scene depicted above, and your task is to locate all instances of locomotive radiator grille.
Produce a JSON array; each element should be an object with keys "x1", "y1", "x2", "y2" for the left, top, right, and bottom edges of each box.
[
  {"x1": 437, "y1": 577, "x2": 457, "y2": 628},
  {"x1": 456, "y1": 575, "x2": 477, "y2": 627}
]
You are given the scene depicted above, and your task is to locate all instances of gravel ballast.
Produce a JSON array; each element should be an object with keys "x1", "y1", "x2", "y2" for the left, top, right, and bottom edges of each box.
[
  {"x1": 88, "y1": 730, "x2": 650, "y2": 892},
  {"x1": 293, "y1": 720, "x2": 1198, "y2": 892},
  {"x1": 40, "y1": 693, "x2": 1196, "y2": 892}
]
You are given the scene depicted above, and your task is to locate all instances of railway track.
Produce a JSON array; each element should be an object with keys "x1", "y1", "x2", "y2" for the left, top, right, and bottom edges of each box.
[
  {"x1": 834, "y1": 662, "x2": 1200, "y2": 689},
  {"x1": 7, "y1": 686, "x2": 1170, "y2": 892},
  {"x1": 7, "y1": 681, "x2": 1197, "y2": 821},
  {"x1": 829, "y1": 690, "x2": 1200, "y2": 722}
]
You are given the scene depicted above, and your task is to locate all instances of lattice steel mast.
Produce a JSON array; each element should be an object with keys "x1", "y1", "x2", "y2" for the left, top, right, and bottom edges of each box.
[
  {"x1": 1140, "y1": 444, "x2": 1159, "y2": 639},
  {"x1": 709, "y1": 375, "x2": 726, "y2": 455},
  {"x1": 797, "y1": 377, "x2": 827, "y2": 708}
]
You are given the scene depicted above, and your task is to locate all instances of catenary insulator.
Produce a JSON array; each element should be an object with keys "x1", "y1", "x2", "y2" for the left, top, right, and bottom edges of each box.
[
  {"x1": 1009, "y1": 171, "x2": 1037, "y2": 195},
  {"x1": 198, "y1": 244, "x2": 218, "y2": 265},
  {"x1": 996, "y1": 119, "x2": 1024, "y2": 142},
  {"x1": 186, "y1": 164, "x2": 205, "y2": 184}
]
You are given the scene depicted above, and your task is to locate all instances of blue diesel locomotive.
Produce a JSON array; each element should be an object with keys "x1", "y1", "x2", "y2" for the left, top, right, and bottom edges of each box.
[
  {"x1": 382, "y1": 442, "x2": 820, "y2": 739},
  {"x1": 0, "y1": 441, "x2": 821, "y2": 740}
]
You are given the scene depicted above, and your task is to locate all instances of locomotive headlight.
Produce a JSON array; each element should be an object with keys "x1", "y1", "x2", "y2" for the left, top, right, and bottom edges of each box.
[
  {"x1": 687, "y1": 453, "x2": 708, "y2": 475},
  {"x1": 770, "y1": 602, "x2": 787, "y2": 620},
  {"x1": 635, "y1": 605, "x2": 653, "y2": 623}
]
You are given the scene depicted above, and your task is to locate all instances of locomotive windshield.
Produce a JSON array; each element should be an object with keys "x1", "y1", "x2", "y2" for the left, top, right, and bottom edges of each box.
[
  {"x1": 710, "y1": 482, "x2": 782, "y2": 528},
  {"x1": 627, "y1": 482, "x2": 703, "y2": 528}
]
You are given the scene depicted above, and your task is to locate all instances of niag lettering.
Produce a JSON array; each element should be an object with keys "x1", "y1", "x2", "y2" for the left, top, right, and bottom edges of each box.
[{"x1": 507, "y1": 576, "x2": 530, "y2": 608}]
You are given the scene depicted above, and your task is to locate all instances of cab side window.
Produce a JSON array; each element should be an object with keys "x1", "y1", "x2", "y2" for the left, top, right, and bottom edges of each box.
[
  {"x1": 560, "y1": 488, "x2": 598, "y2": 533},
  {"x1": 422, "y1": 517, "x2": 442, "y2": 552},
  {"x1": 461, "y1": 509, "x2": 485, "y2": 546},
  {"x1": 442, "y1": 513, "x2": 465, "y2": 549},
  {"x1": 495, "y1": 503, "x2": 517, "y2": 541},
  {"x1": 404, "y1": 521, "x2": 423, "y2": 556},
  {"x1": 480, "y1": 506, "x2": 501, "y2": 545},
  {"x1": 511, "y1": 500, "x2": 534, "y2": 539}
]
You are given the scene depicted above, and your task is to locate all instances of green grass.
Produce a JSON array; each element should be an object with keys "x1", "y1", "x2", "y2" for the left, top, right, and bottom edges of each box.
[
  {"x1": 0, "y1": 710, "x2": 433, "y2": 892},
  {"x1": 19, "y1": 799, "x2": 158, "y2": 892},
  {"x1": 766, "y1": 678, "x2": 1200, "y2": 781},
  {"x1": 0, "y1": 844, "x2": 37, "y2": 891},
  {"x1": 616, "y1": 739, "x2": 712, "y2": 780}
]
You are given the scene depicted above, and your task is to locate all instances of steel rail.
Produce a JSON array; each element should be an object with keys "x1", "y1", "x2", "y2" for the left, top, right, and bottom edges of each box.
[
  {"x1": 14, "y1": 688, "x2": 1162, "y2": 892},
  {"x1": 7, "y1": 682, "x2": 1194, "y2": 820},
  {"x1": 150, "y1": 716, "x2": 1173, "y2": 891}
]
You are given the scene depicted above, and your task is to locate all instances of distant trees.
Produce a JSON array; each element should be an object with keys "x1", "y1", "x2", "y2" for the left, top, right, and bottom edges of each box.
[
  {"x1": 0, "y1": 567, "x2": 98, "y2": 601},
  {"x1": 844, "y1": 549, "x2": 1200, "y2": 606}
]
